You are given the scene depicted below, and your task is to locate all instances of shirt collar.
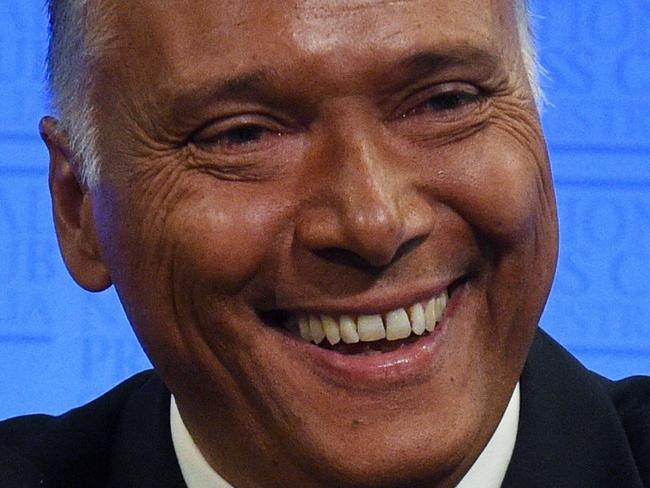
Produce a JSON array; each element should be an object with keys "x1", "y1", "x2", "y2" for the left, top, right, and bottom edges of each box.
[
  {"x1": 170, "y1": 383, "x2": 520, "y2": 488},
  {"x1": 170, "y1": 395, "x2": 234, "y2": 488},
  {"x1": 455, "y1": 382, "x2": 520, "y2": 488}
]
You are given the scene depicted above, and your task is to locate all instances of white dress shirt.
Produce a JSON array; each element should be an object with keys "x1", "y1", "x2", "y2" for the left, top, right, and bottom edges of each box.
[{"x1": 170, "y1": 383, "x2": 520, "y2": 488}]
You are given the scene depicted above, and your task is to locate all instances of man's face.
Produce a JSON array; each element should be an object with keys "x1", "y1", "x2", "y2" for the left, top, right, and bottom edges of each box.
[{"x1": 72, "y1": 0, "x2": 557, "y2": 485}]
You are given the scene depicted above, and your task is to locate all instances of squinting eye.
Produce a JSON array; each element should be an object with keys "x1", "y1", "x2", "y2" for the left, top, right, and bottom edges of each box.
[
  {"x1": 214, "y1": 125, "x2": 268, "y2": 147},
  {"x1": 403, "y1": 84, "x2": 483, "y2": 121},
  {"x1": 190, "y1": 120, "x2": 284, "y2": 155},
  {"x1": 424, "y1": 91, "x2": 480, "y2": 113}
]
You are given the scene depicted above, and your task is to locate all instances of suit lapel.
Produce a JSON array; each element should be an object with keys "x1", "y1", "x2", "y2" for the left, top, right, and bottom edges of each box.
[
  {"x1": 101, "y1": 331, "x2": 646, "y2": 487},
  {"x1": 502, "y1": 330, "x2": 644, "y2": 487},
  {"x1": 107, "y1": 374, "x2": 187, "y2": 488}
]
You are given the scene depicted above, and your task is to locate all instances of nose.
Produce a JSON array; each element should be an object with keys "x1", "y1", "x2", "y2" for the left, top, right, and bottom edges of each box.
[{"x1": 296, "y1": 126, "x2": 431, "y2": 268}]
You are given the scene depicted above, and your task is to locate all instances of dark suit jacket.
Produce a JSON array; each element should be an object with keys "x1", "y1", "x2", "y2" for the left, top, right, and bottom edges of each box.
[{"x1": 1, "y1": 329, "x2": 649, "y2": 487}]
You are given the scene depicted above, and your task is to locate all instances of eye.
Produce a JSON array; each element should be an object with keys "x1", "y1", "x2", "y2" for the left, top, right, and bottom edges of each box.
[
  {"x1": 184, "y1": 113, "x2": 304, "y2": 179},
  {"x1": 190, "y1": 118, "x2": 283, "y2": 155},
  {"x1": 423, "y1": 91, "x2": 480, "y2": 112},
  {"x1": 403, "y1": 83, "x2": 483, "y2": 121},
  {"x1": 217, "y1": 125, "x2": 270, "y2": 147}
]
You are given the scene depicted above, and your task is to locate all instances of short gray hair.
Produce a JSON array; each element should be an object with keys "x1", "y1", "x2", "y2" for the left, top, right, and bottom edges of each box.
[
  {"x1": 516, "y1": 0, "x2": 545, "y2": 106},
  {"x1": 46, "y1": 0, "x2": 117, "y2": 188},
  {"x1": 45, "y1": 0, "x2": 543, "y2": 189}
]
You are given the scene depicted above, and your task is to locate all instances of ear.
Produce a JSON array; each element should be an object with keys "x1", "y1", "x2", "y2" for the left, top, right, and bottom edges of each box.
[{"x1": 40, "y1": 116, "x2": 112, "y2": 292}]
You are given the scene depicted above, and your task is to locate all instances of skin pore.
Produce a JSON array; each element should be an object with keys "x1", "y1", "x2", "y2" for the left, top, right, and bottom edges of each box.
[{"x1": 43, "y1": 1, "x2": 558, "y2": 487}]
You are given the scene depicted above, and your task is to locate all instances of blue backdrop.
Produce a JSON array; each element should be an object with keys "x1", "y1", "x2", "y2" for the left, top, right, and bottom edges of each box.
[{"x1": 1, "y1": 1, "x2": 649, "y2": 419}]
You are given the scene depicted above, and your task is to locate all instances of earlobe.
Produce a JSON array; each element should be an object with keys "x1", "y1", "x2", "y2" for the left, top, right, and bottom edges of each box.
[{"x1": 40, "y1": 116, "x2": 112, "y2": 292}]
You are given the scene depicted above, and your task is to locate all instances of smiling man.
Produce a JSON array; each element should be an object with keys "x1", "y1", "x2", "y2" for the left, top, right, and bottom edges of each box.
[{"x1": 1, "y1": 1, "x2": 649, "y2": 487}]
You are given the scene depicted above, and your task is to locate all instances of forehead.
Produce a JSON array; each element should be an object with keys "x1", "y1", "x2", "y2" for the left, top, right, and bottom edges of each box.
[{"x1": 107, "y1": 0, "x2": 518, "y2": 96}]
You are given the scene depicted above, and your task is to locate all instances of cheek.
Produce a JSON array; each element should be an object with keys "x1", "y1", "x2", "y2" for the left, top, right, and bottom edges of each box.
[
  {"x1": 472, "y1": 156, "x2": 540, "y2": 240},
  {"x1": 172, "y1": 188, "x2": 287, "y2": 293},
  {"x1": 94, "y1": 170, "x2": 289, "y2": 305},
  {"x1": 449, "y1": 135, "x2": 557, "y2": 347},
  {"x1": 443, "y1": 136, "x2": 554, "y2": 249}
]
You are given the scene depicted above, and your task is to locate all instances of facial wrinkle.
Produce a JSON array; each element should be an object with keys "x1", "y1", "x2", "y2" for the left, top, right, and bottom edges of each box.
[{"x1": 298, "y1": 0, "x2": 418, "y2": 19}]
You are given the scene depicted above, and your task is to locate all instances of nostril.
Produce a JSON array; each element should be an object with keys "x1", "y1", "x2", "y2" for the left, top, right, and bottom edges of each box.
[
  {"x1": 391, "y1": 235, "x2": 427, "y2": 263},
  {"x1": 295, "y1": 185, "x2": 434, "y2": 269},
  {"x1": 313, "y1": 247, "x2": 388, "y2": 271},
  {"x1": 313, "y1": 235, "x2": 426, "y2": 270}
]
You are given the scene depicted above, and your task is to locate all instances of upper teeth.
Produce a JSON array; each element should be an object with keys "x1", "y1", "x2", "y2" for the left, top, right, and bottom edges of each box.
[{"x1": 292, "y1": 290, "x2": 448, "y2": 346}]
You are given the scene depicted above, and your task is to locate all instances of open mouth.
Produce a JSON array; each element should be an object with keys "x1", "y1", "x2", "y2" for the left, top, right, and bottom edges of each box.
[{"x1": 259, "y1": 278, "x2": 464, "y2": 356}]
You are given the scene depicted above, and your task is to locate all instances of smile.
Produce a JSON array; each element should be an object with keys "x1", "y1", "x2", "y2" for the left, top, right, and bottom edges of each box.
[
  {"x1": 256, "y1": 278, "x2": 467, "y2": 384},
  {"x1": 276, "y1": 285, "x2": 454, "y2": 356}
]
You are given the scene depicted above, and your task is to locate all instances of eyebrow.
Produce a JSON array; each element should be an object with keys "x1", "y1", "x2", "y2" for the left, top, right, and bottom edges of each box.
[
  {"x1": 169, "y1": 70, "x2": 276, "y2": 114},
  {"x1": 213, "y1": 71, "x2": 272, "y2": 99},
  {"x1": 169, "y1": 45, "x2": 504, "y2": 112},
  {"x1": 397, "y1": 46, "x2": 502, "y2": 77}
]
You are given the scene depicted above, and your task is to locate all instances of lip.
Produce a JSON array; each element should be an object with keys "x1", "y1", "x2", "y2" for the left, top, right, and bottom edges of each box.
[
  {"x1": 266, "y1": 276, "x2": 464, "y2": 317},
  {"x1": 271, "y1": 281, "x2": 467, "y2": 387}
]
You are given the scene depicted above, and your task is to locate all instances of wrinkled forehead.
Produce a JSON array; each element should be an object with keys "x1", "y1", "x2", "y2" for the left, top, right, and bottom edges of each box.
[{"x1": 103, "y1": 0, "x2": 521, "y2": 89}]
